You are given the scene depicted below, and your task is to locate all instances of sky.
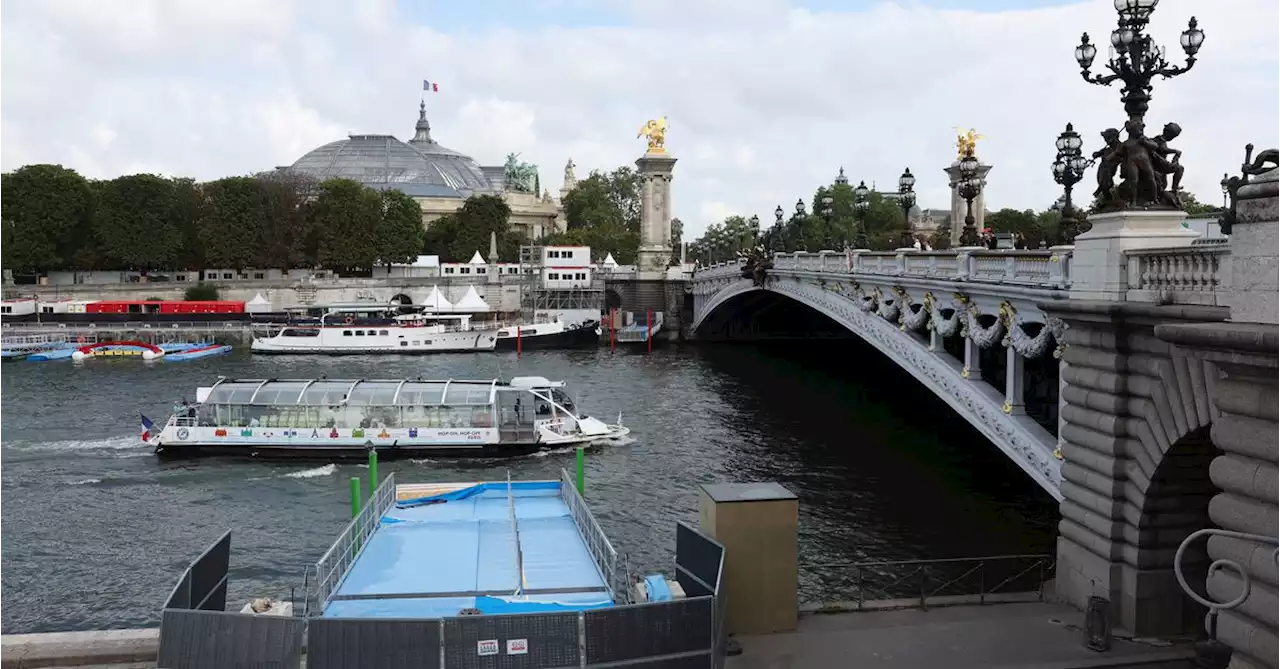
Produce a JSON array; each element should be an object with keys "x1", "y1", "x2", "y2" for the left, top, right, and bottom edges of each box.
[{"x1": 2, "y1": 0, "x2": 1276, "y2": 239}]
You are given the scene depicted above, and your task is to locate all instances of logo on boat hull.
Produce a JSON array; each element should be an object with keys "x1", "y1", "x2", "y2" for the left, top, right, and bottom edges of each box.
[{"x1": 176, "y1": 428, "x2": 189, "y2": 440}]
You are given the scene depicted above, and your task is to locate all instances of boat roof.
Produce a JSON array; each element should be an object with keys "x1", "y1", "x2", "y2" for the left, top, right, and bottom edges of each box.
[
  {"x1": 321, "y1": 479, "x2": 613, "y2": 618},
  {"x1": 195, "y1": 377, "x2": 563, "y2": 406}
]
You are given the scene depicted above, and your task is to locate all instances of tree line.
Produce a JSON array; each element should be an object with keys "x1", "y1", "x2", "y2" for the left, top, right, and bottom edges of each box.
[
  {"x1": 1, "y1": 162, "x2": 684, "y2": 275},
  {"x1": 688, "y1": 179, "x2": 1222, "y2": 264},
  {"x1": 1, "y1": 164, "x2": 430, "y2": 275}
]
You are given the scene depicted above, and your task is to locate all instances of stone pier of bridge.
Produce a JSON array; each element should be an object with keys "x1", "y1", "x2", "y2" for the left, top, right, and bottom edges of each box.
[{"x1": 688, "y1": 159, "x2": 1278, "y2": 666}]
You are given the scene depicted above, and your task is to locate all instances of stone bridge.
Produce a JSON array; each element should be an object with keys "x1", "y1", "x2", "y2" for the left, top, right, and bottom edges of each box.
[{"x1": 689, "y1": 173, "x2": 1278, "y2": 665}]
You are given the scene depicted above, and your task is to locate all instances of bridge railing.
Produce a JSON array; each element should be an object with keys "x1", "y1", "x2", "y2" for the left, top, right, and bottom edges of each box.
[
  {"x1": 698, "y1": 249, "x2": 1073, "y2": 289},
  {"x1": 1125, "y1": 244, "x2": 1228, "y2": 306},
  {"x1": 798, "y1": 554, "x2": 1055, "y2": 612}
]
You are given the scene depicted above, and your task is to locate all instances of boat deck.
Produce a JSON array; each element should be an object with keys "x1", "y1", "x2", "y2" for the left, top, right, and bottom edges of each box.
[{"x1": 323, "y1": 480, "x2": 614, "y2": 619}]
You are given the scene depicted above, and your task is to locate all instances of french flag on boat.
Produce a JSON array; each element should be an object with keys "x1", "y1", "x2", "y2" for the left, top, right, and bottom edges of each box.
[{"x1": 141, "y1": 414, "x2": 155, "y2": 442}]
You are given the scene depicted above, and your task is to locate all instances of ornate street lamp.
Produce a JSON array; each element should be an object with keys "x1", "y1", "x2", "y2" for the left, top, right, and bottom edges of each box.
[
  {"x1": 1074, "y1": 0, "x2": 1205, "y2": 210},
  {"x1": 853, "y1": 180, "x2": 870, "y2": 249},
  {"x1": 1052, "y1": 122, "x2": 1089, "y2": 244},
  {"x1": 769, "y1": 205, "x2": 785, "y2": 252},
  {"x1": 897, "y1": 168, "x2": 916, "y2": 248},
  {"x1": 957, "y1": 154, "x2": 983, "y2": 246}
]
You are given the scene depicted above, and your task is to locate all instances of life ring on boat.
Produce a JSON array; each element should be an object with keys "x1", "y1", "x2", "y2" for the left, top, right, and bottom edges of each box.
[
  {"x1": 77, "y1": 336, "x2": 87, "y2": 344},
  {"x1": 344, "y1": 316, "x2": 354, "y2": 325}
]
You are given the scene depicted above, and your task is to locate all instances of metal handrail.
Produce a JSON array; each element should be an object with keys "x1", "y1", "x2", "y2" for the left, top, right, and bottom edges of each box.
[
  {"x1": 1174, "y1": 528, "x2": 1280, "y2": 640},
  {"x1": 800, "y1": 554, "x2": 1054, "y2": 611},
  {"x1": 307, "y1": 472, "x2": 398, "y2": 616},
  {"x1": 559, "y1": 469, "x2": 623, "y2": 600}
]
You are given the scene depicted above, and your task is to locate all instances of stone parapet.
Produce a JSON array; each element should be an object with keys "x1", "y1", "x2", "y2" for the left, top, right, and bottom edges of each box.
[
  {"x1": 1, "y1": 628, "x2": 158, "y2": 668},
  {"x1": 1222, "y1": 166, "x2": 1279, "y2": 325}
]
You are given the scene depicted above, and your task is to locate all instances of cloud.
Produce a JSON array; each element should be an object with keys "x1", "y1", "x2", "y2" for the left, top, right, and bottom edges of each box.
[{"x1": 2, "y1": 0, "x2": 1276, "y2": 239}]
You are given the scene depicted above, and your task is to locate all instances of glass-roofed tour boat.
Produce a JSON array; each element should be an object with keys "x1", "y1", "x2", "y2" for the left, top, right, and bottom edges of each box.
[{"x1": 147, "y1": 376, "x2": 629, "y2": 459}]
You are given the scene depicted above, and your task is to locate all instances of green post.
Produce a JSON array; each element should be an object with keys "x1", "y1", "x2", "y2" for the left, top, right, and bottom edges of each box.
[
  {"x1": 368, "y1": 449, "x2": 379, "y2": 499},
  {"x1": 575, "y1": 447, "x2": 585, "y2": 495},
  {"x1": 350, "y1": 477, "x2": 362, "y2": 519}
]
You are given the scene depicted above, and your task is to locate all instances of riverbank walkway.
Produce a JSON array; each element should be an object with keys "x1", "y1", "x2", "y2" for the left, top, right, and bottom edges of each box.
[
  {"x1": 729, "y1": 601, "x2": 1193, "y2": 669},
  {"x1": 2, "y1": 600, "x2": 1194, "y2": 668}
]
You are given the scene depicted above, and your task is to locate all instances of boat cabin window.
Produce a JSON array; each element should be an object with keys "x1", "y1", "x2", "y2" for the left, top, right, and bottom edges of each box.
[
  {"x1": 343, "y1": 330, "x2": 352, "y2": 336},
  {"x1": 551, "y1": 388, "x2": 576, "y2": 412},
  {"x1": 355, "y1": 330, "x2": 365, "y2": 336},
  {"x1": 379, "y1": 330, "x2": 389, "y2": 336},
  {"x1": 281, "y1": 328, "x2": 320, "y2": 338}
]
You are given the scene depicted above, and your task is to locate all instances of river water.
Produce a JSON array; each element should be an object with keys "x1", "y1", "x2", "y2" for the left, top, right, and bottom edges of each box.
[{"x1": 0, "y1": 341, "x2": 1057, "y2": 633}]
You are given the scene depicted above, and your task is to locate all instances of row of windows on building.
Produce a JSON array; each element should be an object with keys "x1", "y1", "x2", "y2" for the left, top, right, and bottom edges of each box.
[{"x1": 547, "y1": 272, "x2": 588, "y2": 281}]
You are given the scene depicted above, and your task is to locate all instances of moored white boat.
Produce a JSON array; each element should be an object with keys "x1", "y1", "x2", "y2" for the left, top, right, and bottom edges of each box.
[
  {"x1": 148, "y1": 375, "x2": 629, "y2": 459},
  {"x1": 250, "y1": 306, "x2": 498, "y2": 355}
]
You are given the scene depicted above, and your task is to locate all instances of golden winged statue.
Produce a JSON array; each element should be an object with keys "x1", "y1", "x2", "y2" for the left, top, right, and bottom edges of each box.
[
  {"x1": 638, "y1": 117, "x2": 668, "y2": 153},
  {"x1": 954, "y1": 127, "x2": 984, "y2": 159}
]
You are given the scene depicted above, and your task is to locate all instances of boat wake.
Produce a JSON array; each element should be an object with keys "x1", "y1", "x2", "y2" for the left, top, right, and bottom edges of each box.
[
  {"x1": 68, "y1": 478, "x2": 102, "y2": 486},
  {"x1": 7, "y1": 434, "x2": 149, "y2": 456},
  {"x1": 283, "y1": 464, "x2": 337, "y2": 479}
]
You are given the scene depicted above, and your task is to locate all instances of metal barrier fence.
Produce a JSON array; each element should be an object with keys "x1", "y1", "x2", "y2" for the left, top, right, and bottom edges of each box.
[
  {"x1": 163, "y1": 530, "x2": 231, "y2": 612},
  {"x1": 674, "y1": 521, "x2": 727, "y2": 669},
  {"x1": 158, "y1": 609, "x2": 306, "y2": 669},
  {"x1": 559, "y1": 469, "x2": 625, "y2": 602},
  {"x1": 799, "y1": 554, "x2": 1054, "y2": 611},
  {"x1": 307, "y1": 472, "x2": 398, "y2": 616},
  {"x1": 306, "y1": 597, "x2": 716, "y2": 669}
]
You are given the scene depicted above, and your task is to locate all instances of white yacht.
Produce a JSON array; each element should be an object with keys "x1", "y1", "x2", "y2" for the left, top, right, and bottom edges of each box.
[{"x1": 251, "y1": 307, "x2": 498, "y2": 355}]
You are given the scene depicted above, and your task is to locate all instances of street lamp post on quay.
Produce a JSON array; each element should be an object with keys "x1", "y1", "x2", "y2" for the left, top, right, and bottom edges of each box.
[
  {"x1": 897, "y1": 169, "x2": 916, "y2": 249},
  {"x1": 1074, "y1": 0, "x2": 1204, "y2": 211},
  {"x1": 853, "y1": 180, "x2": 870, "y2": 249},
  {"x1": 1052, "y1": 122, "x2": 1089, "y2": 244}
]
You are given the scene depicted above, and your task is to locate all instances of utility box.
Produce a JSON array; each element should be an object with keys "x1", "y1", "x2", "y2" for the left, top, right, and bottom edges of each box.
[{"x1": 698, "y1": 482, "x2": 798, "y2": 634}]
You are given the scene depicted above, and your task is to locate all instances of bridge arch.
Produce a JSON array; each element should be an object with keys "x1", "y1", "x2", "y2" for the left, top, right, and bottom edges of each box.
[
  {"x1": 1055, "y1": 319, "x2": 1222, "y2": 636},
  {"x1": 694, "y1": 277, "x2": 1063, "y2": 498}
]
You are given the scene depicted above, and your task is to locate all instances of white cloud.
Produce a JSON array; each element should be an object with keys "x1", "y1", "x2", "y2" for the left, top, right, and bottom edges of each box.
[{"x1": 2, "y1": 0, "x2": 1276, "y2": 239}]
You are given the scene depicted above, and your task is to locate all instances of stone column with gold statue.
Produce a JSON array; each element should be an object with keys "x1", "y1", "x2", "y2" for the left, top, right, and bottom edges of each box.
[
  {"x1": 635, "y1": 117, "x2": 677, "y2": 273},
  {"x1": 944, "y1": 129, "x2": 992, "y2": 247}
]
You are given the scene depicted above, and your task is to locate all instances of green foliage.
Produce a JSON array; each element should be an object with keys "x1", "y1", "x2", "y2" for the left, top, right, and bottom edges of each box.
[
  {"x1": 183, "y1": 282, "x2": 220, "y2": 301},
  {"x1": 984, "y1": 208, "x2": 1063, "y2": 247},
  {"x1": 198, "y1": 177, "x2": 264, "y2": 269},
  {"x1": 548, "y1": 167, "x2": 642, "y2": 262},
  {"x1": 562, "y1": 167, "x2": 641, "y2": 233},
  {"x1": 423, "y1": 194, "x2": 523, "y2": 263},
  {"x1": 1, "y1": 164, "x2": 95, "y2": 273},
  {"x1": 375, "y1": 190, "x2": 426, "y2": 268},
  {"x1": 1177, "y1": 190, "x2": 1219, "y2": 216},
  {"x1": 688, "y1": 215, "x2": 759, "y2": 264},
  {"x1": 93, "y1": 174, "x2": 187, "y2": 270},
  {"x1": 312, "y1": 178, "x2": 382, "y2": 272}
]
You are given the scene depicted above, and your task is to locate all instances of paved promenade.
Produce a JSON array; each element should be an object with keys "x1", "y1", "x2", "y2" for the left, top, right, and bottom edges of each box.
[{"x1": 728, "y1": 602, "x2": 1195, "y2": 669}]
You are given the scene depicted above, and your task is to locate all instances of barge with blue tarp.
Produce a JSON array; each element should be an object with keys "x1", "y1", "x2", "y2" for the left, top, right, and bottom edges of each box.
[
  {"x1": 311, "y1": 472, "x2": 627, "y2": 620},
  {"x1": 153, "y1": 468, "x2": 729, "y2": 668}
]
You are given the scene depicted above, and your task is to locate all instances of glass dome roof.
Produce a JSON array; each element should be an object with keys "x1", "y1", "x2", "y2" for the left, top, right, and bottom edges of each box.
[{"x1": 286, "y1": 103, "x2": 494, "y2": 198}]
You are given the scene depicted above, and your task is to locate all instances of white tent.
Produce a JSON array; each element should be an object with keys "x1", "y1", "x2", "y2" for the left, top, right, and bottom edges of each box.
[
  {"x1": 467, "y1": 250, "x2": 486, "y2": 265},
  {"x1": 245, "y1": 293, "x2": 272, "y2": 314},
  {"x1": 422, "y1": 285, "x2": 454, "y2": 311},
  {"x1": 453, "y1": 285, "x2": 491, "y2": 312},
  {"x1": 602, "y1": 252, "x2": 618, "y2": 268}
]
